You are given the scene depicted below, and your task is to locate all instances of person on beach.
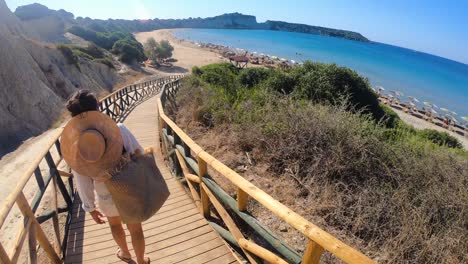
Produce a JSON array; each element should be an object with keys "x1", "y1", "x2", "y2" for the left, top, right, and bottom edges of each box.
[{"x1": 62, "y1": 90, "x2": 150, "y2": 264}]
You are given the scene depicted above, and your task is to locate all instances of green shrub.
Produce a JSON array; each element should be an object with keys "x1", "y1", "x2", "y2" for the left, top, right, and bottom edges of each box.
[
  {"x1": 290, "y1": 61, "x2": 383, "y2": 122},
  {"x1": 263, "y1": 70, "x2": 297, "y2": 95},
  {"x1": 56, "y1": 44, "x2": 78, "y2": 65},
  {"x1": 73, "y1": 44, "x2": 104, "y2": 58},
  {"x1": 112, "y1": 38, "x2": 146, "y2": 63},
  {"x1": 192, "y1": 66, "x2": 202, "y2": 76},
  {"x1": 71, "y1": 49, "x2": 94, "y2": 60},
  {"x1": 237, "y1": 67, "x2": 271, "y2": 88},
  {"x1": 418, "y1": 129, "x2": 463, "y2": 149},
  {"x1": 93, "y1": 58, "x2": 115, "y2": 68}
]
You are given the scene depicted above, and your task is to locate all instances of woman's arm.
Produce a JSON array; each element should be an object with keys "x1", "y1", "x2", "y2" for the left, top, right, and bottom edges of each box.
[
  {"x1": 73, "y1": 171, "x2": 97, "y2": 212},
  {"x1": 118, "y1": 123, "x2": 144, "y2": 154}
]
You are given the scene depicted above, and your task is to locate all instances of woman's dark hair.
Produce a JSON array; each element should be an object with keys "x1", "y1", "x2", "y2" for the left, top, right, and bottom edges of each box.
[{"x1": 66, "y1": 89, "x2": 99, "y2": 117}]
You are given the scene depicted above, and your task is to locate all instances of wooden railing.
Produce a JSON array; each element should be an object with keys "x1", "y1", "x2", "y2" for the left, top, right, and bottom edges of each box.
[
  {"x1": 158, "y1": 79, "x2": 375, "y2": 264},
  {"x1": 0, "y1": 75, "x2": 183, "y2": 264}
]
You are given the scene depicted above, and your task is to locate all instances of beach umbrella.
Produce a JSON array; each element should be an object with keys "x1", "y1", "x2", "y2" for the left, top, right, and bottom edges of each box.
[
  {"x1": 430, "y1": 109, "x2": 438, "y2": 115},
  {"x1": 451, "y1": 111, "x2": 457, "y2": 116},
  {"x1": 280, "y1": 58, "x2": 287, "y2": 61},
  {"x1": 423, "y1": 102, "x2": 433, "y2": 107},
  {"x1": 409, "y1": 102, "x2": 416, "y2": 107},
  {"x1": 271, "y1": 56, "x2": 279, "y2": 60},
  {"x1": 290, "y1": 60, "x2": 296, "y2": 64},
  {"x1": 461, "y1": 116, "x2": 468, "y2": 123},
  {"x1": 440, "y1": 108, "x2": 449, "y2": 113},
  {"x1": 408, "y1": 96, "x2": 419, "y2": 102}
]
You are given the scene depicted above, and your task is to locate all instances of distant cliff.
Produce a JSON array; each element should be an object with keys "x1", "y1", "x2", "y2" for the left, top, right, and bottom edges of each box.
[{"x1": 14, "y1": 4, "x2": 369, "y2": 42}]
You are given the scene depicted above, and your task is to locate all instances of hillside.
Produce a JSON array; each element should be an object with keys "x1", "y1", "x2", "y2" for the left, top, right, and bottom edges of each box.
[
  {"x1": 0, "y1": 0, "x2": 120, "y2": 156},
  {"x1": 169, "y1": 63, "x2": 467, "y2": 263},
  {"x1": 14, "y1": 4, "x2": 369, "y2": 42}
]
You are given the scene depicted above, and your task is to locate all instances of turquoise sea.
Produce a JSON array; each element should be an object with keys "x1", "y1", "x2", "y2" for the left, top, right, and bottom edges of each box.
[{"x1": 174, "y1": 29, "x2": 468, "y2": 118}]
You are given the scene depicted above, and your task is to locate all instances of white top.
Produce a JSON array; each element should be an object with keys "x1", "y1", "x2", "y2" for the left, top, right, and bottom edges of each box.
[{"x1": 73, "y1": 123, "x2": 144, "y2": 213}]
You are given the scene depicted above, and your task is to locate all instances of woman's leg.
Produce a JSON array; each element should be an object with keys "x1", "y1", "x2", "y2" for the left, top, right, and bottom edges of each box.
[
  {"x1": 108, "y1": 216, "x2": 131, "y2": 259},
  {"x1": 127, "y1": 223, "x2": 147, "y2": 264}
]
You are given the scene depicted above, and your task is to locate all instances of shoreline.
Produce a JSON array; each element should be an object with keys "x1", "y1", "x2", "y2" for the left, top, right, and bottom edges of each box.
[{"x1": 134, "y1": 29, "x2": 468, "y2": 149}]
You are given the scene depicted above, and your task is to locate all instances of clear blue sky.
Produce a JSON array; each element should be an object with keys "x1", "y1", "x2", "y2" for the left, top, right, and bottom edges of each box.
[{"x1": 6, "y1": 0, "x2": 468, "y2": 64}]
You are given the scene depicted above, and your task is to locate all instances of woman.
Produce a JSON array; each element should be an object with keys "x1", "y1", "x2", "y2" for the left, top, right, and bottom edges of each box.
[{"x1": 66, "y1": 90, "x2": 150, "y2": 264}]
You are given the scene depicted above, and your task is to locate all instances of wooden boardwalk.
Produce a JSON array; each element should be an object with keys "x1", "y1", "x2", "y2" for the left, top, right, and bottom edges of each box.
[{"x1": 65, "y1": 96, "x2": 238, "y2": 264}]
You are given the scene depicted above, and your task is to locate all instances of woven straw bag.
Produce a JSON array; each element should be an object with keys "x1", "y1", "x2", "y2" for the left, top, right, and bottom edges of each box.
[{"x1": 104, "y1": 149, "x2": 170, "y2": 223}]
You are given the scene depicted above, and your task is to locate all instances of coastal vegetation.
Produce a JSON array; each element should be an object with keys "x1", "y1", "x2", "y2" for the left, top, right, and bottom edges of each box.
[
  {"x1": 56, "y1": 43, "x2": 115, "y2": 68},
  {"x1": 143, "y1": 37, "x2": 174, "y2": 66},
  {"x1": 170, "y1": 63, "x2": 467, "y2": 263},
  {"x1": 67, "y1": 25, "x2": 146, "y2": 63}
]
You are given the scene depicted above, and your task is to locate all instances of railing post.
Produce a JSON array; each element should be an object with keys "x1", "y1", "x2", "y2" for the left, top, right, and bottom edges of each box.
[
  {"x1": 302, "y1": 240, "x2": 324, "y2": 264},
  {"x1": 16, "y1": 193, "x2": 61, "y2": 264},
  {"x1": 104, "y1": 98, "x2": 111, "y2": 116},
  {"x1": 197, "y1": 157, "x2": 210, "y2": 217},
  {"x1": 0, "y1": 243, "x2": 11, "y2": 264},
  {"x1": 237, "y1": 188, "x2": 248, "y2": 211},
  {"x1": 28, "y1": 222, "x2": 37, "y2": 264},
  {"x1": 45, "y1": 152, "x2": 72, "y2": 208},
  {"x1": 173, "y1": 134, "x2": 182, "y2": 176}
]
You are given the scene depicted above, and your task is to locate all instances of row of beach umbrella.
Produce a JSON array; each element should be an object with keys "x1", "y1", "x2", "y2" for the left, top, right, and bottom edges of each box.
[{"x1": 375, "y1": 85, "x2": 468, "y2": 125}]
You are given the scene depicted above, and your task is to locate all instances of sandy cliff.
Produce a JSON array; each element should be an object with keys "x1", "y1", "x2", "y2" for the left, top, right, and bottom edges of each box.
[{"x1": 0, "y1": 0, "x2": 119, "y2": 156}]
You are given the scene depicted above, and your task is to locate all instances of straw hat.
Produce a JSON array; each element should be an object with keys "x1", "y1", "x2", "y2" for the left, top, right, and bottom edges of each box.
[{"x1": 61, "y1": 111, "x2": 123, "y2": 179}]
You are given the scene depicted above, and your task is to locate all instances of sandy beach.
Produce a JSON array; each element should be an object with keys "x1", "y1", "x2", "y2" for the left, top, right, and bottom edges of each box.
[{"x1": 134, "y1": 29, "x2": 226, "y2": 73}]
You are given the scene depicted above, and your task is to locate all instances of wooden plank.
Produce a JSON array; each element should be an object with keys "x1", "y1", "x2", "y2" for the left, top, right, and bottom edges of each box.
[
  {"x1": 204, "y1": 252, "x2": 238, "y2": 264},
  {"x1": 67, "y1": 216, "x2": 207, "y2": 254},
  {"x1": 176, "y1": 245, "x2": 233, "y2": 264},
  {"x1": 71, "y1": 219, "x2": 208, "y2": 255},
  {"x1": 157, "y1": 239, "x2": 224, "y2": 264},
  {"x1": 70, "y1": 194, "x2": 192, "y2": 226}
]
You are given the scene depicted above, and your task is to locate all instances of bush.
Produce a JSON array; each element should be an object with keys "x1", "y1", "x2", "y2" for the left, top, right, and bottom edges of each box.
[
  {"x1": 93, "y1": 58, "x2": 115, "y2": 68},
  {"x1": 112, "y1": 38, "x2": 146, "y2": 63},
  {"x1": 237, "y1": 67, "x2": 271, "y2": 88},
  {"x1": 73, "y1": 44, "x2": 104, "y2": 58},
  {"x1": 290, "y1": 61, "x2": 383, "y2": 122},
  {"x1": 172, "y1": 74, "x2": 468, "y2": 263},
  {"x1": 192, "y1": 66, "x2": 202, "y2": 76},
  {"x1": 418, "y1": 129, "x2": 463, "y2": 149},
  {"x1": 56, "y1": 44, "x2": 78, "y2": 65}
]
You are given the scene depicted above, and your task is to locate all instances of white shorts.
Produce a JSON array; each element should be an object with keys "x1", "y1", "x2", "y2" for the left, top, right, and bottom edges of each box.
[{"x1": 94, "y1": 182, "x2": 120, "y2": 217}]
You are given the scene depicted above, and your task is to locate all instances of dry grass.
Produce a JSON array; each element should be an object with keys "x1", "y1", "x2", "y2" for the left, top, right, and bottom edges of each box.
[{"x1": 168, "y1": 81, "x2": 468, "y2": 263}]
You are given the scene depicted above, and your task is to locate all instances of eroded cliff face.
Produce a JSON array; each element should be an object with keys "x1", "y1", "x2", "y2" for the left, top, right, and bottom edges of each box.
[{"x1": 0, "y1": 0, "x2": 119, "y2": 156}]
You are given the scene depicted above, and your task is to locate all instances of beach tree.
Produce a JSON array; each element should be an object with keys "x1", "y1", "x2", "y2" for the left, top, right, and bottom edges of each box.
[
  {"x1": 156, "y1": 40, "x2": 174, "y2": 61},
  {"x1": 144, "y1": 38, "x2": 174, "y2": 66}
]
